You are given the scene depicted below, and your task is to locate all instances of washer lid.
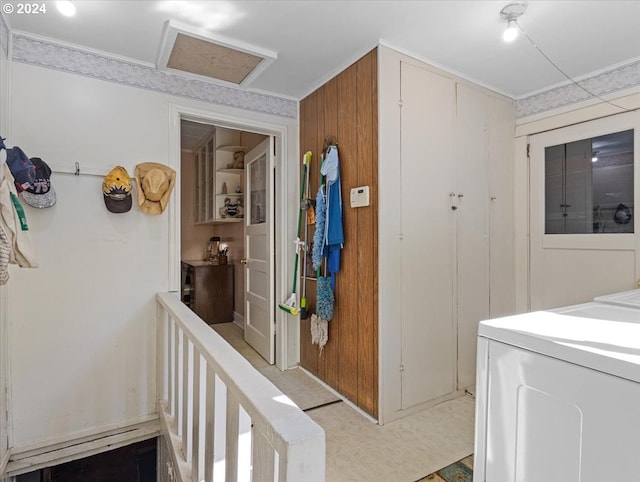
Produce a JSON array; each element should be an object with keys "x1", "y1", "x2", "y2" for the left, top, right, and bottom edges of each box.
[{"x1": 479, "y1": 308, "x2": 640, "y2": 383}]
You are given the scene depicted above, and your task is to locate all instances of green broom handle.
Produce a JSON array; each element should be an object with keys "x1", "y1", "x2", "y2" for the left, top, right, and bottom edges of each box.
[{"x1": 292, "y1": 152, "x2": 312, "y2": 292}]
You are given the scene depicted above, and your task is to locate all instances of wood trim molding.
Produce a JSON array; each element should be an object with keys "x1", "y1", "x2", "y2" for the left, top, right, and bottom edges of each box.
[{"x1": 7, "y1": 416, "x2": 160, "y2": 477}]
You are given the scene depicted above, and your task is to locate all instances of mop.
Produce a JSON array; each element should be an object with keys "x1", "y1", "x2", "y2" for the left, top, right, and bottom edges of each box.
[{"x1": 279, "y1": 151, "x2": 311, "y2": 315}]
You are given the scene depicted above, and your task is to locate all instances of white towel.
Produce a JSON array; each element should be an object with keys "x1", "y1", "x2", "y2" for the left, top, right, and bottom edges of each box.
[{"x1": 0, "y1": 161, "x2": 38, "y2": 268}]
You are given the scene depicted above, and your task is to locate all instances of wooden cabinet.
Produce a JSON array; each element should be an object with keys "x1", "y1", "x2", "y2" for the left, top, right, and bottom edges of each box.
[{"x1": 181, "y1": 261, "x2": 234, "y2": 324}]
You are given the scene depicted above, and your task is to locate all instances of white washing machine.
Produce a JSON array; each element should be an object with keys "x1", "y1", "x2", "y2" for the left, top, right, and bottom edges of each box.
[
  {"x1": 595, "y1": 287, "x2": 640, "y2": 308},
  {"x1": 552, "y1": 300, "x2": 640, "y2": 322},
  {"x1": 474, "y1": 297, "x2": 640, "y2": 482}
]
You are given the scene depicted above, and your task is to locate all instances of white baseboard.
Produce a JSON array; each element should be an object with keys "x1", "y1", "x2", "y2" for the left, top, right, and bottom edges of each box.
[
  {"x1": 233, "y1": 311, "x2": 244, "y2": 329},
  {"x1": 7, "y1": 415, "x2": 160, "y2": 477}
]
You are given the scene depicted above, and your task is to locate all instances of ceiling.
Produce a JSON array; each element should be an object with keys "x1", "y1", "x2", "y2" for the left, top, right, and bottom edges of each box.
[{"x1": 4, "y1": 1, "x2": 640, "y2": 101}]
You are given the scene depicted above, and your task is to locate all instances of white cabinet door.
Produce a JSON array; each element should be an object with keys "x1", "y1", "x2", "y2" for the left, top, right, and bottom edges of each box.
[
  {"x1": 399, "y1": 61, "x2": 456, "y2": 408},
  {"x1": 399, "y1": 64, "x2": 498, "y2": 407},
  {"x1": 455, "y1": 83, "x2": 490, "y2": 390},
  {"x1": 484, "y1": 341, "x2": 640, "y2": 482}
]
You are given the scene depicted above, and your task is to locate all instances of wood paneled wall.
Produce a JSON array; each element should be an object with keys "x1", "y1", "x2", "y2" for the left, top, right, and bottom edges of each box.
[{"x1": 299, "y1": 49, "x2": 378, "y2": 418}]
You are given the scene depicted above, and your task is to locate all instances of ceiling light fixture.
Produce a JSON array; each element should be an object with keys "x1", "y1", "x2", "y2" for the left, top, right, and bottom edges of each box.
[
  {"x1": 500, "y1": 2, "x2": 527, "y2": 42},
  {"x1": 592, "y1": 151, "x2": 599, "y2": 162},
  {"x1": 56, "y1": 0, "x2": 76, "y2": 17}
]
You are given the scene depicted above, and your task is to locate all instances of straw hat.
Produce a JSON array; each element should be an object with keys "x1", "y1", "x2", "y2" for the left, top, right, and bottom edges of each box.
[{"x1": 134, "y1": 162, "x2": 176, "y2": 215}]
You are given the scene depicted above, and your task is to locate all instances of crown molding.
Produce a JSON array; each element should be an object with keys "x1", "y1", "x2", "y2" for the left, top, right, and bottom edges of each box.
[{"x1": 10, "y1": 33, "x2": 297, "y2": 119}]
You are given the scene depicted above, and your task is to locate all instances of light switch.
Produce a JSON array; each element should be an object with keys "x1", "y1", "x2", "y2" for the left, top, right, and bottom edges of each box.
[{"x1": 350, "y1": 186, "x2": 370, "y2": 208}]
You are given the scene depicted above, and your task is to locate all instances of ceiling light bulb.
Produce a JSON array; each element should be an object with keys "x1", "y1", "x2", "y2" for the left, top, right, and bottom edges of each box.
[
  {"x1": 592, "y1": 156, "x2": 598, "y2": 162},
  {"x1": 56, "y1": 1, "x2": 76, "y2": 17},
  {"x1": 500, "y1": 3, "x2": 527, "y2": 42},
  {"x1": 503, "y1": 20, "x2": 519, "y2": 42}
]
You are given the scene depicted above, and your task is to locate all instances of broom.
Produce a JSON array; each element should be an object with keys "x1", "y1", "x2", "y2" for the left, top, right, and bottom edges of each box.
[
  {"x1": 300, "y1": 152, "x2": 313, "y2": 320},
  {"x1": 279, "y1": 151, "x2": 311, "y2": 315}
]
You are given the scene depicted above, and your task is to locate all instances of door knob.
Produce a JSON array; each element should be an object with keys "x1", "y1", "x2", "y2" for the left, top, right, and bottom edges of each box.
[{"x1": 241, "y1": 258, "x2": 248, "y2": 264}]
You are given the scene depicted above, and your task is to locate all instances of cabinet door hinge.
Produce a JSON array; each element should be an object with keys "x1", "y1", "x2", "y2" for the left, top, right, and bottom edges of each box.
[
  {"x1": 398, "y1": 98, "x2": 403, "y2": 108},
  {"x1": 399, "y1": 364, "x2": 405, "y2": 372},
  {"x1": 527, "y1": 143, "x2": 531, "y2": 159}
]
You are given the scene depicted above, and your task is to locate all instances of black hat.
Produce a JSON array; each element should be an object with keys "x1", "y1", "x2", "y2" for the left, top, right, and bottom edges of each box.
[{"x1": 22, "y1": 158, "x2": 56, "y2": 208}]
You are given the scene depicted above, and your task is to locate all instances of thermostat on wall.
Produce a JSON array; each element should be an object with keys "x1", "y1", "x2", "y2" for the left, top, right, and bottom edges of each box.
[{"x1": 350, "y1": 186, "x2": 370, "y2": 208}]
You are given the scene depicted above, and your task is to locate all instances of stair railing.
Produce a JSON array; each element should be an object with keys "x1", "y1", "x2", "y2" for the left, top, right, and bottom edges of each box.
[{"x1": 156, "y1": 292, "x2": 325, "y2": 482}]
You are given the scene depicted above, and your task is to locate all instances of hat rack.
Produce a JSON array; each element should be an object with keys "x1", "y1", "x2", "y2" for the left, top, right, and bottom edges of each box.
[{"x1": 50, "y1": 162, "x2": 111, "y2": 178}]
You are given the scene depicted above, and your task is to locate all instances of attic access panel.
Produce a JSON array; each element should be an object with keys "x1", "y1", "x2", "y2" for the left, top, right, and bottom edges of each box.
[{"x1": 157, "y1": 20, "x2": 277, "y2": 88}]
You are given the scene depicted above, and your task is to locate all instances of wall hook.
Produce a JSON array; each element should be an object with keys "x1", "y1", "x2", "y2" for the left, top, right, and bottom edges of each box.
[
  {"x1": 322, "y1": 135, "x2": 338, "y2": 154},
  {"x1": 74, "y1": 162, "x2": 80, "y2": 176}
]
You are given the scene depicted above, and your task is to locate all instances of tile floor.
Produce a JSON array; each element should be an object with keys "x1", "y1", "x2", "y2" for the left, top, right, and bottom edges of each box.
[{"x1": 211, "y1": 322, "x2": 475, "y2": 482}]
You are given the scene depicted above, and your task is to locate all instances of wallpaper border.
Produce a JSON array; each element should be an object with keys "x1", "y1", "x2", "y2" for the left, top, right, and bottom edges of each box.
[
  {"x1": 516, "y1": 59, "x2": 640, "y2": 118},
  {"x1": 11, "y1": 34, "x2": 297, "y2": 119}
]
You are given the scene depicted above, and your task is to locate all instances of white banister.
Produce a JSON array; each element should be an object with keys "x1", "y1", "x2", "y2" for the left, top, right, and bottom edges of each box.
[{"x1": 156, "y1": 292, "x2": 325, "y2": 482}]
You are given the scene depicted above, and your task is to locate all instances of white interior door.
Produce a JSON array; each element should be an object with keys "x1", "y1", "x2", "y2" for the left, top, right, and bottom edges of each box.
[
  {"x1": 530, "y1": 112, "x2": 639, "y2": 310},
  {"x1": 243, "y1": 138, "x2": 275, "y2": 363}
]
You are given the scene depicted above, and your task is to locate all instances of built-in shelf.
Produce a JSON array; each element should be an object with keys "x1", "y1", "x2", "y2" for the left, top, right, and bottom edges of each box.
[
  {"x1": 215, "y1": 218, "x2": 243, "y2": 224},
  {"x1": 218, "y1": 168, "x2": 244, "y2": 174},
  {"x1": 214, "y1": 130, "x2": 246, "y2": 222},
  {"x1": 217, "y1": 145, "x2": 246, "y2": 152}
]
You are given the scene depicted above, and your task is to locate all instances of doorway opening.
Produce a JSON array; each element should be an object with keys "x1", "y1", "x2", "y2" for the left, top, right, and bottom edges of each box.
[{"x1": 179, "y1": 118, "x2": 280, "y2": 364}]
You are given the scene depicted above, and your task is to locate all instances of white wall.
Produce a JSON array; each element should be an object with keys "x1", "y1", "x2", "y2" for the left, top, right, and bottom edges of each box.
[
  {"x1": 8, "y1": 62, "x2": 171, "y2": 448},
  {"x1": 6, "y1": 61, "x2": 298, "y2": 449}
]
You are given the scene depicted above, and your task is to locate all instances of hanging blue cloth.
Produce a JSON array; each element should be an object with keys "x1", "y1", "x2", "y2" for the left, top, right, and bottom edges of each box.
[
  {"x1": 320, "y1": 145, "x2": 344, "y2": 289},
  {"x1": 312, "y1": 184, "x2": 326, "y2": 270}
]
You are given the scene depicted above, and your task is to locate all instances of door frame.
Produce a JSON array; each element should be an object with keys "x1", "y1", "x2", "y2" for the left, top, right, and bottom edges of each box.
[{"x1": 168, "y1": 103, "x2": 298, "y2": 370}]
